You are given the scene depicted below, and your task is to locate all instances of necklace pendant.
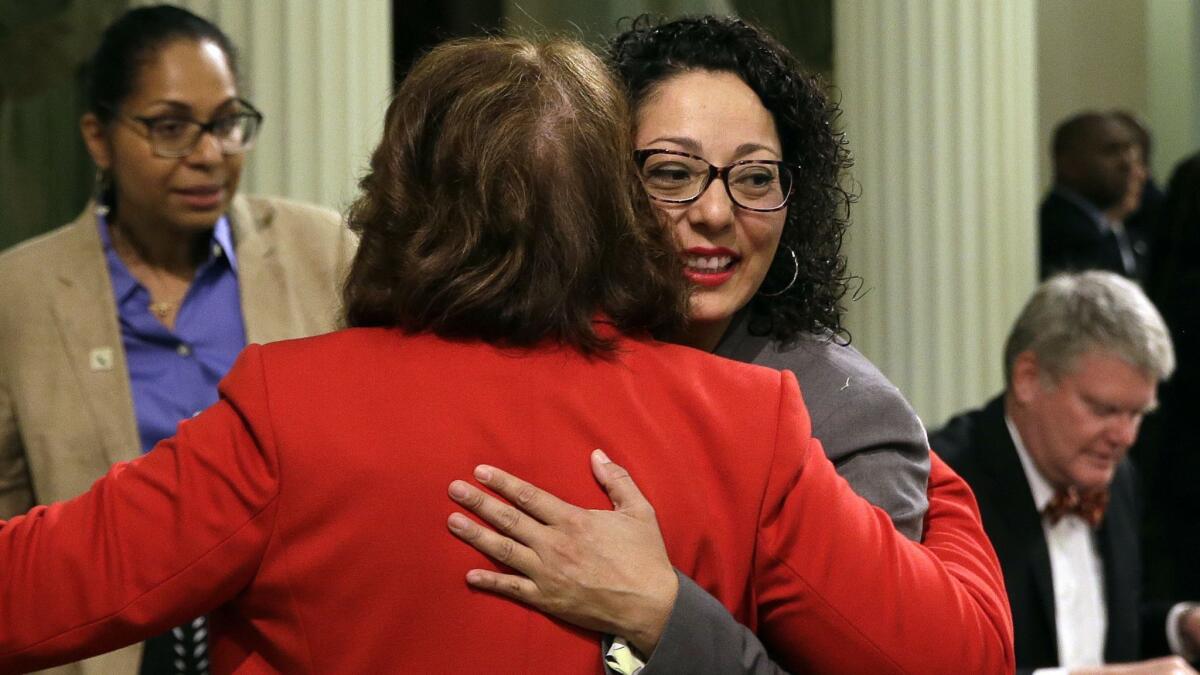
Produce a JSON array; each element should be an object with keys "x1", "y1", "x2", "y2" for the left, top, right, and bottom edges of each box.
[{"x1": 149, "y1": 301, "x2": 175, "y2": 319}]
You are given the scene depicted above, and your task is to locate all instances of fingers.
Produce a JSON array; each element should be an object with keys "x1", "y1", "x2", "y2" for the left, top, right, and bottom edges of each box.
[
  {"x1": 471, "y1": 464, "x2": 579, "y2": 525},
  {"x1": 463, "y1": 568, "x2": 544, "y2": 608},
  {"x1": 589, "y1": 449, "x2": 654, "y2": 520},
  {"x1": 449, "y1": 479, "x2": 544, "y2": 544},
  {"x1": 446, "y1": 511, "x2": 540, "y2": 573}
]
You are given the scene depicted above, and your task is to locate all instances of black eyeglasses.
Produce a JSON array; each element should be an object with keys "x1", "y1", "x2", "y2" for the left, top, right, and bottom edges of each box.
[
  {"x1": 108, "y1": 99, "x2": 264, "y2": 158},
  {"x1": 634, "y1": 148, "x2": 796, "y2": 212}
]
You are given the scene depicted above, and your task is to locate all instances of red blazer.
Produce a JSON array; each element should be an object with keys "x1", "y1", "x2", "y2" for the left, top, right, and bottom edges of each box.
[{"x1": 0, "y1": 328, "x2": 1012, "y2": 673}]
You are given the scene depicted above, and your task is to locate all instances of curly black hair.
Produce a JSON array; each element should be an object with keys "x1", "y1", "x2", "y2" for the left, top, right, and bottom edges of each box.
[{"x1": 609, "y1": 15, "x2": 854, "y2": 344}]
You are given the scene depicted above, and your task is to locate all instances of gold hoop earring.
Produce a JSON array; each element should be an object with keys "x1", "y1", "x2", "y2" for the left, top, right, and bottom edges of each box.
[
  {"x1": 758, "y1": 245, "x2": 798, "y2": 297},
  {"x1": 93, "y1": 168, "x2": 112, "y2": 217}
]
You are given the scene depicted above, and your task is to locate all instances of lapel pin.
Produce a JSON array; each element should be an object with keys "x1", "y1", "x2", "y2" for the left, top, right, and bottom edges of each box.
[{"x1": 89, "y1": 347, "x2": 114, "y2": 371}]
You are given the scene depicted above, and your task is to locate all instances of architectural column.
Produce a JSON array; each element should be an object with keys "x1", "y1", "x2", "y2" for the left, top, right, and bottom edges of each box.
[
  {"x1": 169, "y1": 0, "x2": 392, "y2": 213},
  {"x1": 834, "y1": 0, "x2": 1038, "y2": 428}
]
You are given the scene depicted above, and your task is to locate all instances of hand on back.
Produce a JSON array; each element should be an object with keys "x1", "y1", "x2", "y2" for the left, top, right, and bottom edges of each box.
[{"x1": 446, "y1": 449, "x2": 678, "y2": 656}]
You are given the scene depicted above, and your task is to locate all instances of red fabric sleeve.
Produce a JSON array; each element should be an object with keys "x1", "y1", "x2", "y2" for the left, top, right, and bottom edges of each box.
[
  {"x1": 753, "y1": 370, "x2": 1015, "y2": 674},
  {"x1": 0, "y1": 344, "x2": 280, "y2": 673}
]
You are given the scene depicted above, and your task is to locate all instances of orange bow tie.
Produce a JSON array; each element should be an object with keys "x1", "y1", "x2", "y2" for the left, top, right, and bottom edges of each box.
[{"x1": 1043, "y1": 487, "x2": 1109, "y2": 528}]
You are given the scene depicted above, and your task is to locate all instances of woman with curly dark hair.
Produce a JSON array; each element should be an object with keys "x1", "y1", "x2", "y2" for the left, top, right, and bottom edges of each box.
[{"x1": 612, "y1": 15, "x2": 929, "y2": 540}]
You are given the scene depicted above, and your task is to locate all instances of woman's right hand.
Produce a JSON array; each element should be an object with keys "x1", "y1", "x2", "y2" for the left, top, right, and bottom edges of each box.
[{"x1": 446, "y1": 449, "x2": 679, "y2": 657}]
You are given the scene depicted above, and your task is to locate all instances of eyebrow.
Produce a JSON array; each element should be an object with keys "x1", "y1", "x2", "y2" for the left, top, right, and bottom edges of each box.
[
  {"x1": 734, "y1": 142, "x2": 782, "y2": 159},
  {"x1": 1082, "y1": 392, "x2": 1158, "y2": 415},
  {"x1": 140, "y1": 97, "x2": 241, "y2": 115},
  {"x1": 641, "y1": 136, "x2": 782, "y2": 160},
  {"x1": 642, "y1": 136, "x2": 701, "y2": 152}
]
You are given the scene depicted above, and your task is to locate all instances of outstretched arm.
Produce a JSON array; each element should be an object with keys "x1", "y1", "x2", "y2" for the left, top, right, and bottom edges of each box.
[{"x1": 0, "y1": 346, "x2": 279, "y2": 673}]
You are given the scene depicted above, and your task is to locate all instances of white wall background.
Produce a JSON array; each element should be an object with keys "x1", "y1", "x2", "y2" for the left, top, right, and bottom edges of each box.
[{"x1": 1037, "y1": 0, "x2": 1200, "y2": 188}]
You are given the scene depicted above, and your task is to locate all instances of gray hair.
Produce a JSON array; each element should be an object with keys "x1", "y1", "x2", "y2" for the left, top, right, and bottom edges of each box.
[{"x1": 1003, "y1": 271, "x2": 1175, "y2": 387}]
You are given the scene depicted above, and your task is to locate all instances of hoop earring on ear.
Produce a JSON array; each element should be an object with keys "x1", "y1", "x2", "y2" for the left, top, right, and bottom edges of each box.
[
  {"x1": 92, "y1": 168, "x2": 112, "y2": 217},
  {"x1": 757, "y1": 245, "x2": 799, "y2": 297}
]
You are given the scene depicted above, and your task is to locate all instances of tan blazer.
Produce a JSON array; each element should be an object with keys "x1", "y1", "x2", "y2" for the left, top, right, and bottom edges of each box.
[{"x1": 0, "y1": 194, "x2": 357, "y2": 675}]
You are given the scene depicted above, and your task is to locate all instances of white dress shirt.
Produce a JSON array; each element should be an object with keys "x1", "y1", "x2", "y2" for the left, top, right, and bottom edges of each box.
[
  {"x1": 1007, "y1": 416, "x2": 1107, "y2": 671},
  {"x1": 1006, "y1": 416, "x2": 1197, "y2": 674}
]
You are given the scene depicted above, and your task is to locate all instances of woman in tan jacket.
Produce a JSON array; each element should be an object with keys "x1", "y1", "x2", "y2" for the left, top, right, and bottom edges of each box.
[{"x1": 0, "y1": 6, "x2": 353, "y2": 674}]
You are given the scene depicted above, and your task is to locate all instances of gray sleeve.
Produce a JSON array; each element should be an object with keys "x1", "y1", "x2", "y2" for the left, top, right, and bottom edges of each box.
[
  {"x1": 784, "y1": 343, "x2": 930, "y2": 541},
  {"x1": 818, "y1": 381, "x2": 930, "y2": 540},
  {"x1": 635, "y1": 571, "x2": 789, "y2": 675}
]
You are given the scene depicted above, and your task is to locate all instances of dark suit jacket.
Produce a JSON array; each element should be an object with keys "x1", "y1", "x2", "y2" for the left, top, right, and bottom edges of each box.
[
  {"x1": 0, "y1": 329, "x2": 1013, "y2": 674},
  {"x1": 932, "y1": 396, "x2": 1169, "y2": 672},
  {"x1": 1142, "y1": 154, "x2": 1200, "y2": 604},
  {"x1": 1040, "y1": 190, "x2": 1149, "y2": 281}
]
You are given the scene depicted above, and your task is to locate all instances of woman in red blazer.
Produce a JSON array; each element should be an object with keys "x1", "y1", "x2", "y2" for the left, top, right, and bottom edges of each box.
[{"x1": 1, "y1": 37, "x2": 1008, "y2": 674}]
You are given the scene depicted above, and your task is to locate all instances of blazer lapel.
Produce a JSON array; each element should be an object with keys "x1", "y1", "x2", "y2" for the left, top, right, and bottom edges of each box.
[
  {"x1": 975, "y1": 400, "x2": 1059, "y2": 649},
  {"x1": 228, "y1": 195, "x2": 285, "y2": 344},
  {"x1": 49, "y1": 209, "x2": 140, "y2": 467},
  {"x1": 713, "y1": 308, "x2": 769, "y2": 363},
  {"x1": 1098, "y1": 463, "x2": 1140, "y2": 663}
]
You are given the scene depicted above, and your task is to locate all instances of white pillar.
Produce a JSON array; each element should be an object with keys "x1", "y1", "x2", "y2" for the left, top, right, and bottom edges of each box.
[
  {"x1": 834, "y1": 0, "x2": 1038, "y2": 428},
  {"x1": 169, "y1": 0, "x2": 392, "y2": 213}
]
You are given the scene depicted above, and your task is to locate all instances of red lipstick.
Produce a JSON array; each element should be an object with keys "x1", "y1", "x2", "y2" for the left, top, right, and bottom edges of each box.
[{"x1": 683, "y1": 247, "x2": 739, "y2": 288}]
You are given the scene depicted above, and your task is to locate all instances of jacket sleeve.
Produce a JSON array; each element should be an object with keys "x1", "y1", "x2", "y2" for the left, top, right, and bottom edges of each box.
[
  {"x1": 822, "y1": 379, "x2": 929, "y2": 541},
  {"x1": 0, "y1": 344, "x2": 281, "y2": 673},
  {"x1": 753, "y1": 371, "x2": 1015, "y2": 674},
  {"x1": 783, "y1": 342, "x2": 930, "y2": 541},
  {"x1": 638, "y1": 571, "x2": 790, "y2": 675}
]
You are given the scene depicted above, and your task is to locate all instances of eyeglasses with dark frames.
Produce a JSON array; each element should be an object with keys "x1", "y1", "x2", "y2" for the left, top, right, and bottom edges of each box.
[
  {"x1": 106, "y1": 99, "x2": 264, "y2": 159},
  {"x1": 633, "y1": 148, "x2": 796, "y2": 212}
]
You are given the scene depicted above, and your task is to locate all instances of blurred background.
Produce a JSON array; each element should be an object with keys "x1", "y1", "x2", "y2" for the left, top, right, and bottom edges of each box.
[{"x1": 2, "y1": 0, "x2": 1198, "y2": 429}]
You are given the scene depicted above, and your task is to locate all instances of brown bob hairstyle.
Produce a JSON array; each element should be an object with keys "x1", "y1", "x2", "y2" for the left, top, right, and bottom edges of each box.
[{"x1": 343, "y1": 37, "x2": 687, "y2": 354}]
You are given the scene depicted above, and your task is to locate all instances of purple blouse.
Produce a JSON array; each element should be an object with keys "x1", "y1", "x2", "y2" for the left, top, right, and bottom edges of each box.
[{"x1": 98, "y1": 212, "x2": 247, "y2": 454}]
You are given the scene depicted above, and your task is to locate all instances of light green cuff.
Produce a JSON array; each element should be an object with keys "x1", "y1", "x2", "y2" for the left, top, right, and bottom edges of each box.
[{"x1": 605, "y1": 637, "x2": 646, "y2": 675}]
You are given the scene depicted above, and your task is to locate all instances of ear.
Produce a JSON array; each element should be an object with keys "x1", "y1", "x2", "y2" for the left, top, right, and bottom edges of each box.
[
  {"x1": 1010, "y1": 350, "x2": 1044, "y2": 405},
  {"x1": 80, "y1": 113, "x2": 112, "y2": 170}
]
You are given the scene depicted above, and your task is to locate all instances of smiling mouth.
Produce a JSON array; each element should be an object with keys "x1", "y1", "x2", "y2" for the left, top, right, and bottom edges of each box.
[
  {"x1": 682, "y1": 252, "x2": 739, "y2": 287},
  {"x1": 685, "y1": 254, "x2": 737, "y2": 273}
]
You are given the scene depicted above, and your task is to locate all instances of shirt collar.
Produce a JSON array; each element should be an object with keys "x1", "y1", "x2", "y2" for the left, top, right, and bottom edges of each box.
[
  {"x1": 1005, "y1": 411, "x2": 1056, "y2": 512},
  {"x1": 96, "y1": 209, "x2": 238, "y2": 295},
  {"x1": 212, "y1": 216, "x2": 238, "y2": 273},
  {"x1": 1053, "y1": 185, "x2": 1113, "y2": 232}
]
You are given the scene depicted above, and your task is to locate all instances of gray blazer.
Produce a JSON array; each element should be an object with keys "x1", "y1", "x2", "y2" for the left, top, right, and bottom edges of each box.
[
  {"x1": 635, "y1": 312, "x2": 931, "y2": 675},
  {"x1": 713, "y1": 311, "x2": 930, "y2": 540}
]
